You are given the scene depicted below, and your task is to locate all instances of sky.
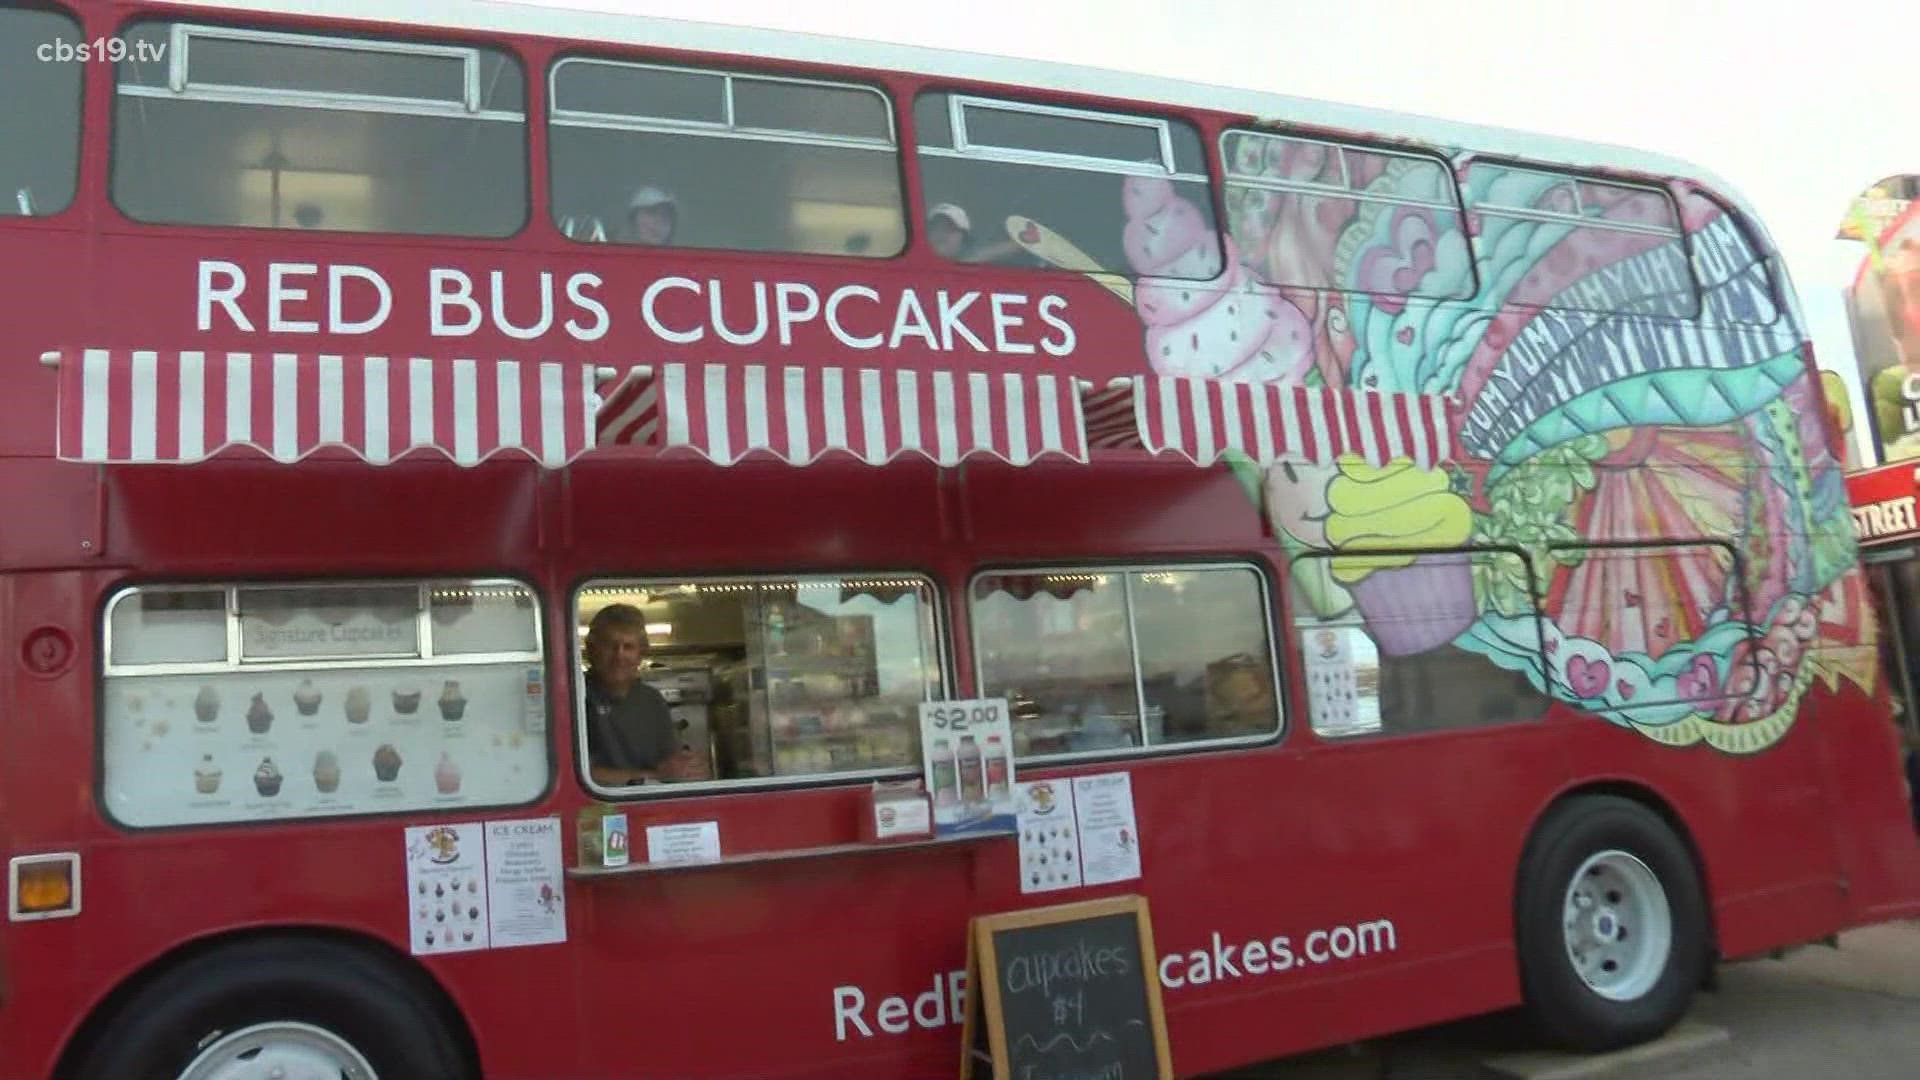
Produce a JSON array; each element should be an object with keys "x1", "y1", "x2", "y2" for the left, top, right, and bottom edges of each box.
[{"x1": 502, "y1": 0, "x2": 1908, "y2": 462}]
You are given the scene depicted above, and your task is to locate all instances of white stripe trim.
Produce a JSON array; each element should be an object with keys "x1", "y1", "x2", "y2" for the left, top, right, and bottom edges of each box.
[
  {"x1": 363, "y1": 357, "x2": 390, "y2": 464},
  {"x1": 178, "y1": 351, "x2": 205, "y2": 461},
  {"x1": 1426, "y1": 395, "x2": 1451, "y2": 464},
  {"x1": 896, "y1": 369, "x2": 922, "y2": 454},
  {"x1": 1189, "y1": 378, "x2": 1216, "y2": 464},
  {"x1": 968, "y1": 373, "x2": 993, "y2": 454},
  {"x1": 664, "y1": 364, "x2": 691, "y2": 449},
  {"x1": 1156, "y1": 376, "x2": 1182, "y2": 456},
  {"x1": 453, "y1": 359, "x2": 479, "y2": 465},
  {"x1": 1218, "y1": 380, "x2": 1244, "y2": 457},
  {"x1": 933, "y1": 371, "x2": 958, "y2": 466},
  {"x1": 318, "y1": 355, "x2": 344, "y2": 445},
  {"x1": 497, "y1": 361, "x2": 523, "y2": 449},
  {"x1": 859, "y1": 368, "x2": 886, "y2": 464},
  {"x1": 1380, "y1": 393, "x2": 1407, "y2": 462},
  {"x1": 744, "y1": 364, "x2": 770, "y2": 451},
  {"x1": 272, "y1": 353, "x2": 299, "y2": 461},
  {"x1": 1305, "y1": 387, "x2": 1333, "y2": 463},
  {"x1": 408, "y1": 357, "x2": 434, "y2": 452},
  {"x1": 1263, "y1": 385, "x2": 1288, "y2": 462},
  {"x1": 1355, "y1": 390, "x2": 1383, "y2": 465},
  {"x1": 540, "y1": 362, "x2": 569, "y2": 466},
  {"x1": 822, "y1": 367, "x2": 849, "y2": 452},
  {"x1": 1035, "y1": 375, "x2": 1063, "y2": 454},
  {"x1": 225, "y1": 353, "x2": 252, "y2": 445},
  {"x1": 784, "y1": 366, "x2": 809, "y2": 462},
  {"x1": 130, "y1": 350, "x2": 159, "y2": 461},
  {"x1": 1002, "y1": 373, "x2": 1029, "y2": 463},
  {"x1": 81, "y1": 348, "x2": 110, "y2": 461}
]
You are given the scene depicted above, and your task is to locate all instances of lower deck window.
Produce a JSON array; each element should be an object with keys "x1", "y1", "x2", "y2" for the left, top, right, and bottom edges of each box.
[
  {"x1": 575, "y1": 575, "x2": 942, "y2": 791},
  {"x1": 100, "y1": 580, "x2": 548, "y2": 828},
  {"x1": 970, "y1": 565, "x2": 1281, "y2": 759}
]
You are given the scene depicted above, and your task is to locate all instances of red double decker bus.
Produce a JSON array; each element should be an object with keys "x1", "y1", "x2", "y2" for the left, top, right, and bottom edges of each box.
[{"x1": 4, "y1": 1, "x2": 1917, "y2": 1077}]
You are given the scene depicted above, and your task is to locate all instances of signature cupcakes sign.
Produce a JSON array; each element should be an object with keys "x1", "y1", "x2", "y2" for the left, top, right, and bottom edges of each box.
[{"x1": 99, "y1": 664, "x2": 546, "y2": 828}]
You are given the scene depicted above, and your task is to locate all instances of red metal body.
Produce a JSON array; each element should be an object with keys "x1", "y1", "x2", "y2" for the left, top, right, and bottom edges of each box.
[{"x1": 4, "y1": 3, "x2": 1919, "y2": 1078}]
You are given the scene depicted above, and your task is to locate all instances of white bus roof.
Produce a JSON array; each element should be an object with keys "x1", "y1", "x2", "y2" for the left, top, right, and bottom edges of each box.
[{"x1": 151, "y1": 0, "x2": 1777, "y2": 253}]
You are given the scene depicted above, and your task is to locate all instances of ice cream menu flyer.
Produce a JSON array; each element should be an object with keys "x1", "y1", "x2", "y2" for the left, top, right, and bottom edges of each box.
[
  {"x1": 405, "y1": 822, "x2": 490, "y2": 955},
  {"x1": 1072, "y1": 772, "x2": 1143, "y2": 887},
  {"x1": 484, "y1": 816, "x2": 566, "y2": 949}
]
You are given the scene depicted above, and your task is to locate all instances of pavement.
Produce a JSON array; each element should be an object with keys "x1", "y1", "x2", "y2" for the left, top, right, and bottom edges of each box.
[{"x1": 1207, "y1": 919, "x2": 1920, "y2": 1079}]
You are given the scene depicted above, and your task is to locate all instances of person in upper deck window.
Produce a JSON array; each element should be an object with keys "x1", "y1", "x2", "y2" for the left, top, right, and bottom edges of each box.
[
  {"x1": 926, "y1": 202, "x2": 1023, "y2": 265},
  {"x1": 626, "y1": 185, "x2": 680, "y2": 246},
  {"x1": 582, "y1": 603, "x2": 698, "y2": 786}
]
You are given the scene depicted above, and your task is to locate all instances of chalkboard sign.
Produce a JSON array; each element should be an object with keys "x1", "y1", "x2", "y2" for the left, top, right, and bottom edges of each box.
[{"x1": 961, "y1": 894, "x2": 1171, "y2": 1080}]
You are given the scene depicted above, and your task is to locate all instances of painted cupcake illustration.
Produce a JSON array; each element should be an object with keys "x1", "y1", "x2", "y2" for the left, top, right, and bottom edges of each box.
[
  {"x1": 435, "y1": 752, "x2": 462, "y2": 794},
  {"x1": 373, "y1": 743, "x2": 403, "y2": 782},
  {"x1": 392, "y1": 687, "x2": 422, "y2": 715},
  {"x1": 313, "y1": 750, "x2": 341, "y2": 794},
  {"x1": 438, "y1": 680, "x2": 467, "y2": 721},
  {"x1": 253, "y1": 757, "x2": 283, "y2": 797},
  {"x1": 344, "y1": 686, "x2": 371, "y2": 725},
  {"x1": 194, "y1": 684, "x2": 220, "y2": 725},
  {"x1": 193, "y1": 755, "x2": 222, "y2": 795},
  {"x1": 293, "y1": 678, "x2": 323, "y2": 717},
  {"x1": 246, "y1": 692, "x2": 274, "y2": 735}
]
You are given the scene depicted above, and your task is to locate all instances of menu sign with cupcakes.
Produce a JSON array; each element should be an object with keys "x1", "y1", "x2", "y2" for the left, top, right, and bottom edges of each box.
[{"x1": 100, "y1": 579, "x2": 549, "y2": 828}]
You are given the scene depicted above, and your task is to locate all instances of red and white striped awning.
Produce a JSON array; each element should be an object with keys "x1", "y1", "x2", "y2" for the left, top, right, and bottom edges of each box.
[
  {"x1": 596, "y1": 363, "x2": 1090, "y2": 466},
  {"x1": 54, "y1": 349, "x2": 596, "y2": 468},
  {"x1": 1082, "y1": 375, "x2": 1457, "y2": 468}
]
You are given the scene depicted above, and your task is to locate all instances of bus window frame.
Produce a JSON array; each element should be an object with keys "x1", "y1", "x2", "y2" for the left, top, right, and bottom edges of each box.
[
  {"x1": 126, "y1": 22, "x2": 512, "y2": 122},
  {"x1": 108, "y1": 15, "x2": 531, "y2": 239},
  {"x1": 1540, "y1": 537, "x2": 1763, "y2": 714},
  {"x1": 1219, "y1": 128, "x2": 1463, "y2": 213},
  {"x1": 547, "y1": 55, "x2": 898, "y2": 152},
  {"x1": 966, "y1": 558, "x2": 1285, "y2": 766},
  {"x1": 1285, "y1": 543, "x2": 1551, "y2": 739},
  {"x1": 1, "y1": 1, "x2": 85, "y2": 221},
  {"x1": 94, "y1": 574, "x2": 555, "y2": 832},
  {"x1": 570, "y1": 569, "x2": 952, "y2": 800},
  {"x1": 931, "y1": 94, "x2": 1198, "y2": 183}
]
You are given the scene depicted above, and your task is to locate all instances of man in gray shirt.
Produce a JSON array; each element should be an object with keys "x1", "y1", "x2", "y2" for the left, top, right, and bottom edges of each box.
[{"x1": 582, "y1": 603, "x2": 697, "y2": 786}]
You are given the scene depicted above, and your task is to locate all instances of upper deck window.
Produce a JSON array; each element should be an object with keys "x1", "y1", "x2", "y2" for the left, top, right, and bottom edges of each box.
[
  {"x1": 548, "y1": 58, "x2": 905, "y2": 256},
  {"x1": 914, "y1": 92, "x2": 1222, "y2": 280},
  {"x1": 1464, "y1": 163, "x2": 1697, "y2": 317},
  {"x1": 111, "y1": 21, "x2": 526, "y2": 236},
  {"x1": 1220, "y1": 129, "x2": 1474, "y2": 299},
  {"x1": 1, "y1": 4, "x2": 83, "y2": 217}
]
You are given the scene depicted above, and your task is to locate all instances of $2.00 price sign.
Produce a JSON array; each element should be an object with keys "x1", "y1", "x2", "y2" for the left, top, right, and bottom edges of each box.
[{"x1": 917, "y1": 698, "x2": 1016, "y2": 835}]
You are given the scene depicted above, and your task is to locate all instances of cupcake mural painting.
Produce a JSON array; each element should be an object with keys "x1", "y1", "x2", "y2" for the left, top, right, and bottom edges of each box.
[
  {"x1": 435, "y1": 752, "x2": 462, "y2": 794},
  {"x1": 253, "y1": 758, "x2": 282, "y2": 797},
  {"x1": 988, "y1": 139, "x2": 1872, "y2": 757},
  {"x1": 246, "y1": 693, "x2": 273, "y2": 735},
  {"x1": 313, "y1": 750, "x2": 341, "y2": 794},
  {"x1": 193, "y1": 755, "x2": 222, "y2": 795},
  {"x1": 194, "y1": 685, "x2": 220, "y2": 725},
  {"x1": 344, "y1": 686, "x2": 371, "y2": 725},
  {"x1": 438, "y1": 680, "x2": 467, "y2": 721},
  {"x1": 293, "y1": 679, "x2": 322, "y2": 717}
]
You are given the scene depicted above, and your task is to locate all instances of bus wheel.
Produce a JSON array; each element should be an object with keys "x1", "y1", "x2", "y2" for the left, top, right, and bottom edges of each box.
[
  {"x1": 70, "y1": 936, "x2": 469, "y2": 1080},
  {"x1": 1514, "y1": 795, "x2": 1707, "y2": 1053}
]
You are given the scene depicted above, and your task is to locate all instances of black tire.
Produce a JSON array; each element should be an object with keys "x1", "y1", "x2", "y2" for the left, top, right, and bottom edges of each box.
[
  {"x1": 68, "y1": 935, "x2": 471, "y2": 1080},
  {"x1": 1514, "y1": 795, "x2": 1708, "y2": 1053}
]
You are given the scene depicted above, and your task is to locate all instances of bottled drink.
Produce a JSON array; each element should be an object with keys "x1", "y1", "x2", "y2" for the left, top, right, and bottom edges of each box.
[
  {"x1": 958, "y1": 735, "x2": 985, "y2": 808},
  {"x1": 930, "y1": 738, "x2": 957, "y2": 807},
  {"x1": 984, "y1": 734, "x2": 1010, "y2": 798}
]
